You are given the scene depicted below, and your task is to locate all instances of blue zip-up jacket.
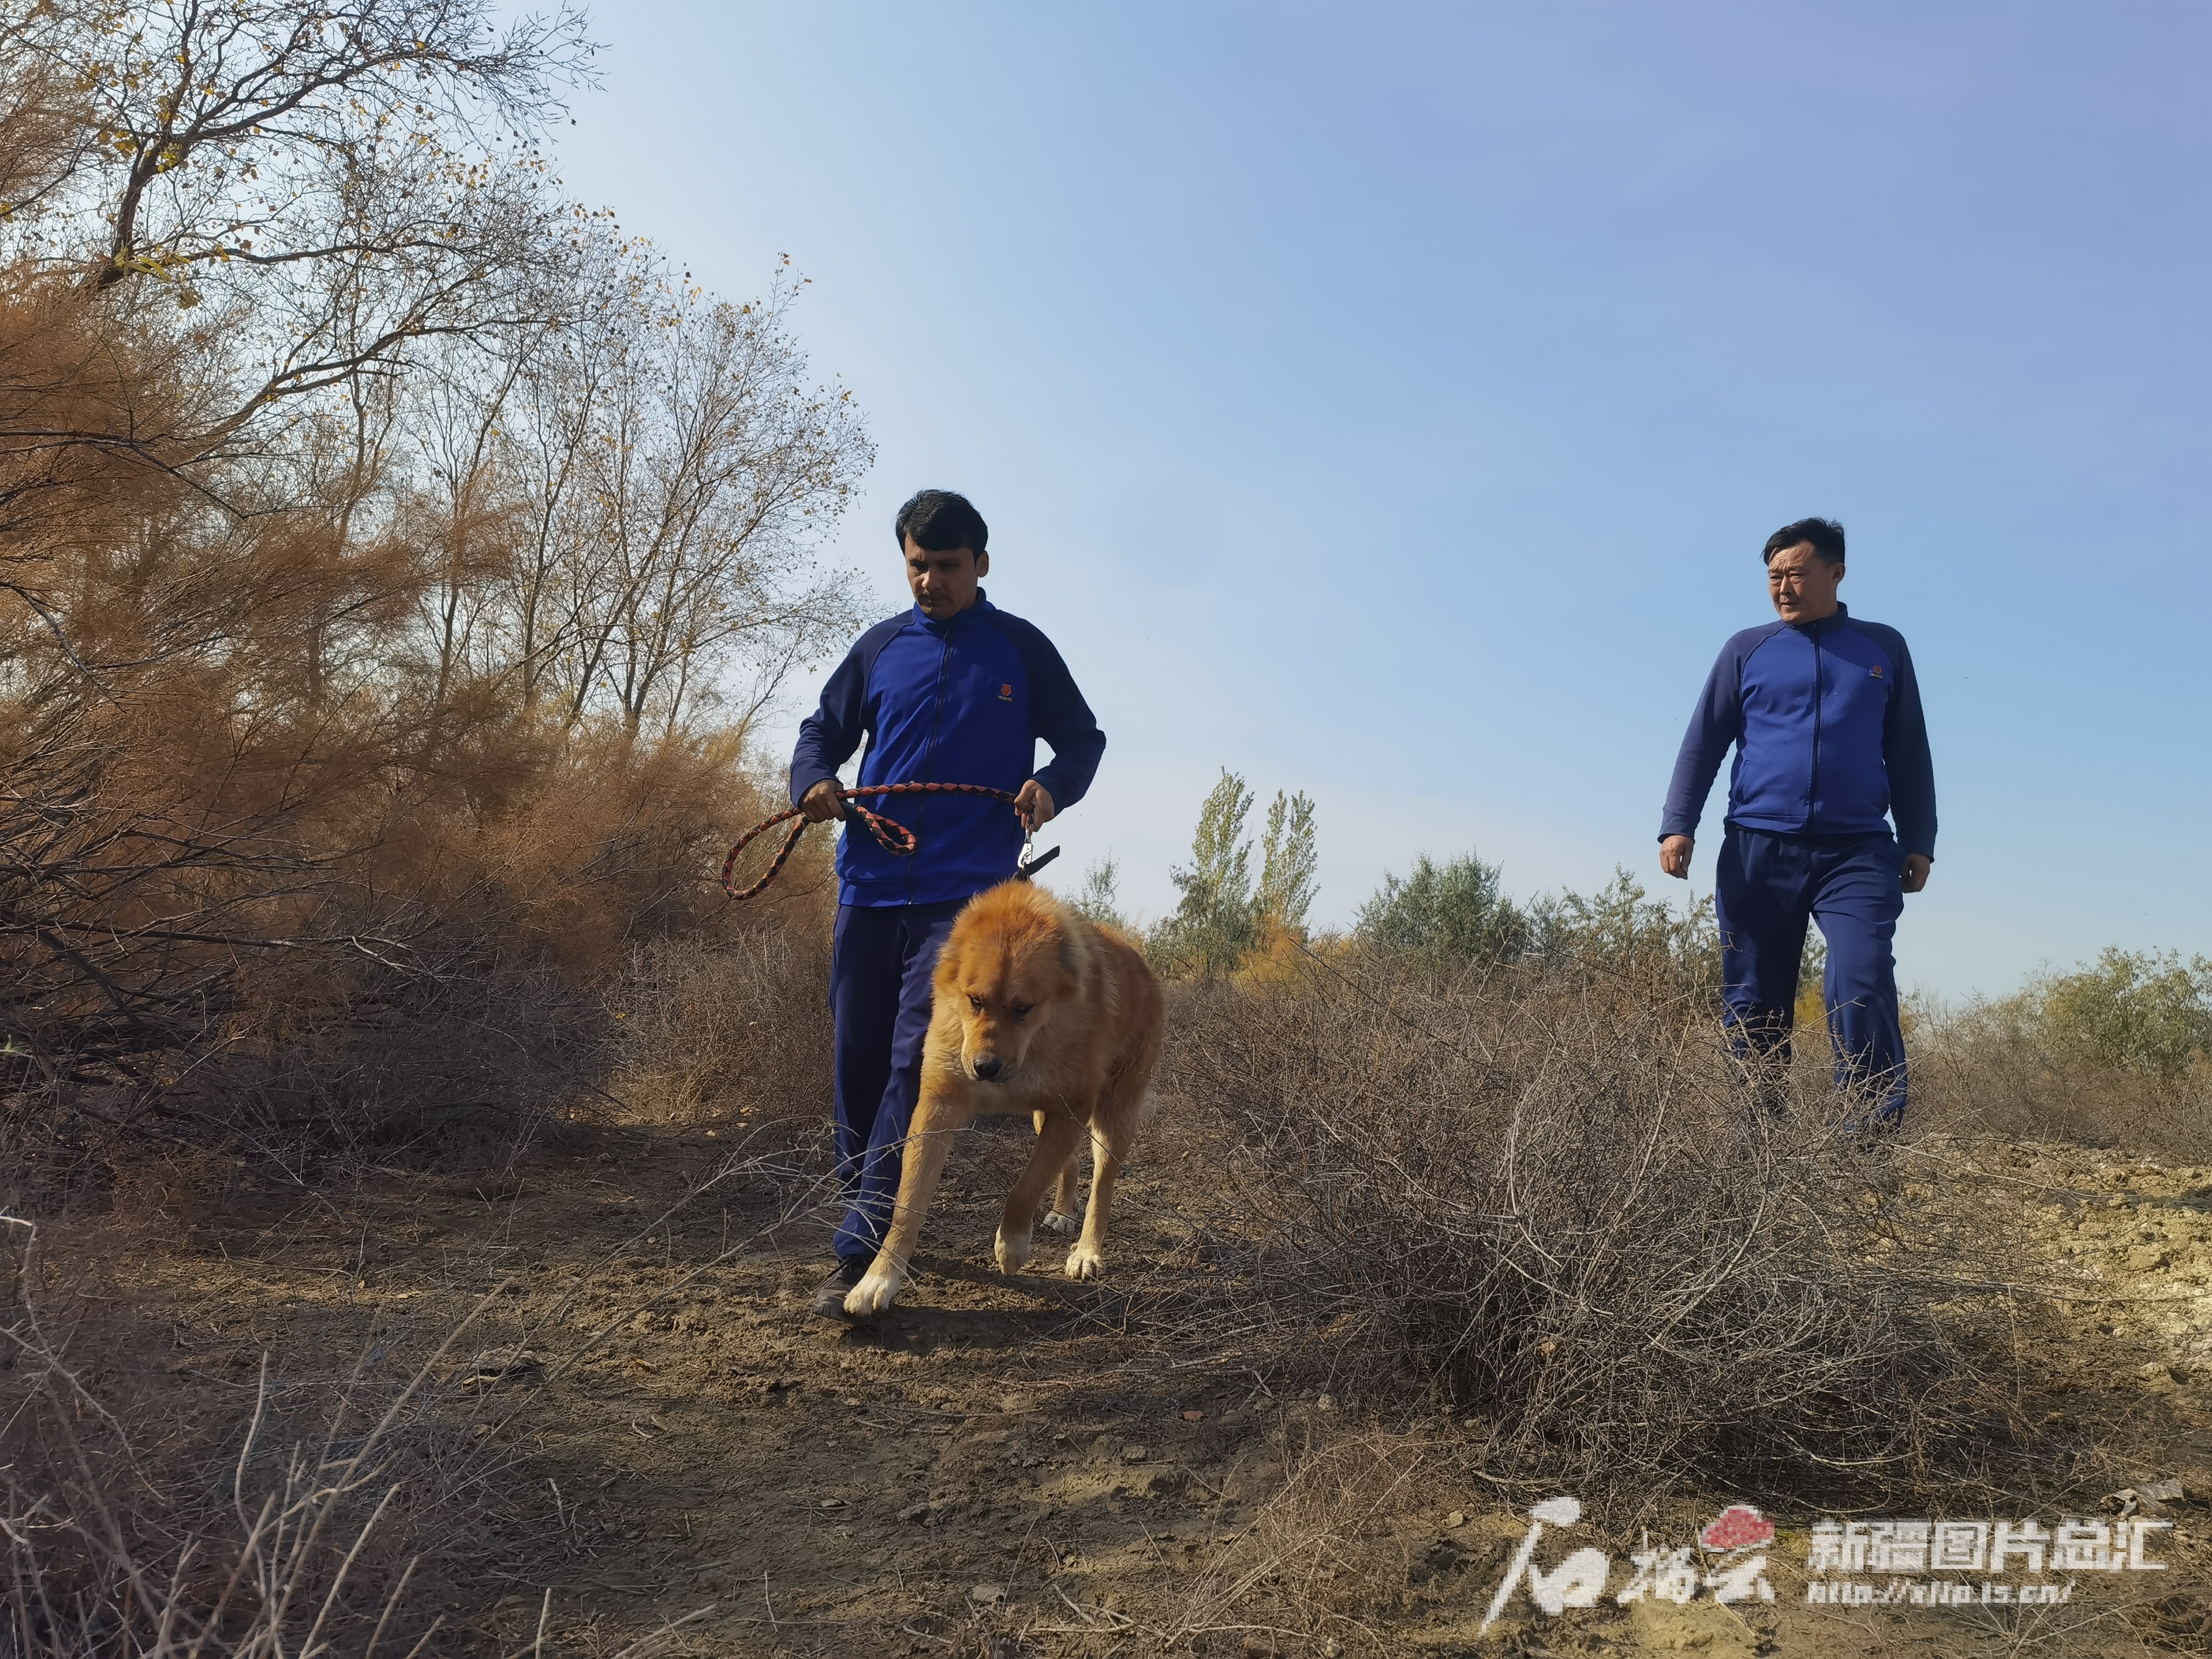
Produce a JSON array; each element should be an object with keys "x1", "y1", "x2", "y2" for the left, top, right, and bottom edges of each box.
[
  {"x1": 789, "y1": 593, "x2": 1107, "y2": 908},
  {"x1": 1661, "y1": 604, "x2": 1937, "y2": 859}
]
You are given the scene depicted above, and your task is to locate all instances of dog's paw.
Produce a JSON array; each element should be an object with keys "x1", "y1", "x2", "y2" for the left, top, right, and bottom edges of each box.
[
  {"x1": 1063, "y1": 1242, "x2": 1105, "y2": 1280},
  {"x1": 844, "y1": 1267, "x2": 905, "y2": 1318},
  {"x1": 993, "y1": 1226, "x2": 1033, "y2": 1274},
  {"x1": 1038, "y1": 1210, "x2": 1079, "y2": 1237}
]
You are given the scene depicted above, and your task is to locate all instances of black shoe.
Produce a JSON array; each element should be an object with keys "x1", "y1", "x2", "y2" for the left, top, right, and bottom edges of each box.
[{"x1": 808, "y1": 1257, "x2": 868, "y2": 1320}]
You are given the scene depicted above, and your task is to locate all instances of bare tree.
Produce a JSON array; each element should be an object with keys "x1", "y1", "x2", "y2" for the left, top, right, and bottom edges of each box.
[
  {"x1": 494, "y1": 223, "x2": 633, "y2": 718},
  {"x1": 3, "y1": 0, "x2": 592, "y2": 431},
  {"x1": 508, "y1": 253, "x2": 871, "y2": 737}
]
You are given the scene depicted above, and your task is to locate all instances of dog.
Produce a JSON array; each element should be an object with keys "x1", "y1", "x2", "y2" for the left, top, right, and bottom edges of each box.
[{"x1": 844, "y1": 879, "x2": 1164, "y2": 1319}]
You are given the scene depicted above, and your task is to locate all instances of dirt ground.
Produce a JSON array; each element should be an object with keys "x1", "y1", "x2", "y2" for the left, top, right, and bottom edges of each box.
[{"x1": 106, "y1": 1122, "x2": 2212, "y2": 1658}]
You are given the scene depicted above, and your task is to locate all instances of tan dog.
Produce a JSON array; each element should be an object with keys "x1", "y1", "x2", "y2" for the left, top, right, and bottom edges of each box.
[{"x1": 845, "y1": 880, "x2": 1164, "y2": 1319}]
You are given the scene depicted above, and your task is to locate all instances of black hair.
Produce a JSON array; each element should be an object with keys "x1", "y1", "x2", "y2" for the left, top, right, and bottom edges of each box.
[
  {"x1": 894, "y1": 489, "x2": 988, "y2": 558},
  {"x1": 1762, "y1": 517, "x2": 1845, "y2": 566}
]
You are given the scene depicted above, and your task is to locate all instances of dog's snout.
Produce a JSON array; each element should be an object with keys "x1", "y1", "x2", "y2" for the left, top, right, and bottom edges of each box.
[{"x1": 972, "y1": 1054, "x2": 1003, "y2": 1082}]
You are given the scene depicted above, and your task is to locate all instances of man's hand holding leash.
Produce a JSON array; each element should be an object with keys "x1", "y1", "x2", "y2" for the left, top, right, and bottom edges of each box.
[
  {"x1": 1014, "y1": 779, "x2": 1055, "y2": 834},
  {"x1": 807, "y1": 776, "x2": 1051, "y2": 832}
]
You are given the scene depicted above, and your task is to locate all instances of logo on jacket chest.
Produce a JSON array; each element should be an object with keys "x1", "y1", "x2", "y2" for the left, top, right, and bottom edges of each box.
[
  {"x1": 1869, "y1": 664, "x2": 1883, "y2": 679},
  {"x1": 997, "y1": 682, "x2": 1014, "y2": 702}
]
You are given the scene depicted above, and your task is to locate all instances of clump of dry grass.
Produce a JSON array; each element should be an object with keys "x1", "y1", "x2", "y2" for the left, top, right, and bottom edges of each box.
[
  {"x1": 1153, "y1": 949, "x2": 2043, "y2": 1509},
  {"x1": 1914, "y1": 995, "x2": 2212, "y2": 1161},
  {"x1": 0, "y1": 1136, "x2": 814, "y2": 1659},
  {"x1": 605, "y1": 906, "x2": 835, "y2": 1129},
  {"x1": 0, "y1": 1212, "x2": 495, "y2": 1657},
  {"x1": 1155, "y1": 1427, "x2": 1443, "y2": 1657}
]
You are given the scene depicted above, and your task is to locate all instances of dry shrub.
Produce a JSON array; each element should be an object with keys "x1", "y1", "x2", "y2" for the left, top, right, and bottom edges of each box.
[
  {"x1": 0, "y1": 17, "x2": 860, "y2": 1654},
  {"x1": 2, "y1": 1132, "x2": 837, "y2": 1659},
  {"x1": 195, "y1": 960, "x2": 592, "y2": 1171},
  {"x1": 182, "y1": 731, "x2": 792, "y2": 1158},
  {"x1": 1914, "y1": 996, "x2": 2212, "y2": 1161},
  {"x1": 3, "y1": 705, "x2": 796, "y2": 1174},
  {"x1": 0, "y1": 275, "x2": 809, "y2": 1166},
  {"x1": 1157, "y1": 950, "x2": 2035, "y2": 1508},
  {"x1": 606, "y1": 878, "x2": 838, "y2": 1127},
  {"x1": 1146, "y1": 1427, "x2": 2166, "y2": 1659}
]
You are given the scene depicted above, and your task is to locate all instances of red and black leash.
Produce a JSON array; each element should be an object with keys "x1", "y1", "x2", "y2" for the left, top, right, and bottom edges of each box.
[{"x1": 719, "y1": 781, "x2": 1057, "y2": 901}]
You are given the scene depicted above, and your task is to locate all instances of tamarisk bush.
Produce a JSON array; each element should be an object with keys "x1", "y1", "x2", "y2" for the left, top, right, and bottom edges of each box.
[{"x1": 0, "y1": 0, "x2": 866, "y2": 1172}]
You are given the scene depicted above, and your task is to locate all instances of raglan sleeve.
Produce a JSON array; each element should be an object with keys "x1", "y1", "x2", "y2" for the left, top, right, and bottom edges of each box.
[
  {"x1": 788, "y1": 638, "x2": 871, "y2": 808},
  {"x1": 1883, "y1": 631, "x2": 1937, "y2": 860},
  {"x1": 1017, "y1": 626, "x2": 1106, "y2": 811},
  {"x1": 1659, "y1": 639, "x2": 1746, "y2": 842}
]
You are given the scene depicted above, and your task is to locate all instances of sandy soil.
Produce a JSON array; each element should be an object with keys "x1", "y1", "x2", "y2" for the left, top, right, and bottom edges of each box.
[{"x1": 109, "y1": 1124, "x2": 2212, "y2": 1657}]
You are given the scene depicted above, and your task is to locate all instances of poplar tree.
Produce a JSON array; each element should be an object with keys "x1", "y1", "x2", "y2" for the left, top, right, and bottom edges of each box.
[
  {"x1": 1155, "y1": 768, "x2": 1256, "y2": 978},
  {"x1": 1256, "y1": 789, "x2": 1318, "y2": 933}
]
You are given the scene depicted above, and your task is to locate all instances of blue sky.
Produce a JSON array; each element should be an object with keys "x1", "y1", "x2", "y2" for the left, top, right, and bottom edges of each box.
[{"x1": 550, "y1": 2, "x2": 2211, "y2": 1000}]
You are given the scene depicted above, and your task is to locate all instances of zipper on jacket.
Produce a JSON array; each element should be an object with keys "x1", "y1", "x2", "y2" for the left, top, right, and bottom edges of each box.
[
  {"x1": 1807, "y1": 626, "x2": 1822, "y2": 830},
  {"x1": 908, "y1": 628, "x2": 955, "y2": 905}
]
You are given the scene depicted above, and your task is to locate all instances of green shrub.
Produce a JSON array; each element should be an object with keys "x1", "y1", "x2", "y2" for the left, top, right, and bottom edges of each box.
[
  {"x1": 1909, "y1": 949, "x2": 2212, "y2": 1156},
  {"x1": 2034, "y1": 948, "x2": 2212, "y2": 1077},
  {"x1": 1064, "y1": 855, "x2": 1130, "y2": 932},
  {"x1": 1354, "y1": 851, "x2": 1527, "y2": 966},
  {"x1": 1351, "y1": 858, "x2": 1719, "y2": 1003},
  {"x1": 1527, "y1": 868, "x2": 1723, "y2": 999}
]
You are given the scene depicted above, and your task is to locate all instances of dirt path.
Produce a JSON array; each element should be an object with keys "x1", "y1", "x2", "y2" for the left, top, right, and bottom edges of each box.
[
  {"x1": 112, "y1": 1125, "x2": 2212, "y2": 1657},
  {"x1": 124, "y1": 1118, "x2": 1311, "y2": 1655}
]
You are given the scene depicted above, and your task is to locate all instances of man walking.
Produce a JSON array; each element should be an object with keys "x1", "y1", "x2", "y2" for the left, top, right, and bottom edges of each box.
[
  {"x1": 1658, "y1": 517, "x2": 1936, "y2": 1124},
  {"x1": 790, "y1": 489, "x2": 1105, "y2": 1315}
]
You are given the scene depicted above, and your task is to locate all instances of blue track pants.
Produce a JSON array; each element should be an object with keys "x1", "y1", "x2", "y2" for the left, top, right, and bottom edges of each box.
[
  {"x1": 1712, "y1": 827, "x2": 1908, "y2": 1125},
  {"x1": 827, "y1": 900, "x2": 965, "y2": 1263}
]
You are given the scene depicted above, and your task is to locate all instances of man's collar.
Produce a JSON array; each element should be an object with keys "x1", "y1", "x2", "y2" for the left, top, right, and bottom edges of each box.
[
  {"x1": 914, "y1": 589, "x2": 993, "y2": 633},
  {"x1": 1787, "y1": 600, "x2": 1849, "y2": 633}
]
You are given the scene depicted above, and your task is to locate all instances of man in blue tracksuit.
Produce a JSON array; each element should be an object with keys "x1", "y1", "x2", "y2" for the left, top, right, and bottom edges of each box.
[
  {"x1": 788, "y1": 489, "x2": 1105, "y2": 1314},
  {"x1": 1659, "y1": 517, "x2": 1936, "y2": 1125}
]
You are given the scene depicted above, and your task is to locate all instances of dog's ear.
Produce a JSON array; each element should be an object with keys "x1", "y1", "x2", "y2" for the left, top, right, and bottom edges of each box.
[{"x1": 932, "y1": 936, "x2": 967, "y2": 996}]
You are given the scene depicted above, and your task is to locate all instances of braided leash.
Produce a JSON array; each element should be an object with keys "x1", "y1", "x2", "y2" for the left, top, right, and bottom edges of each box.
[{"x1": 719, "y1": 781, "x2": 1054, "y2": 902}]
